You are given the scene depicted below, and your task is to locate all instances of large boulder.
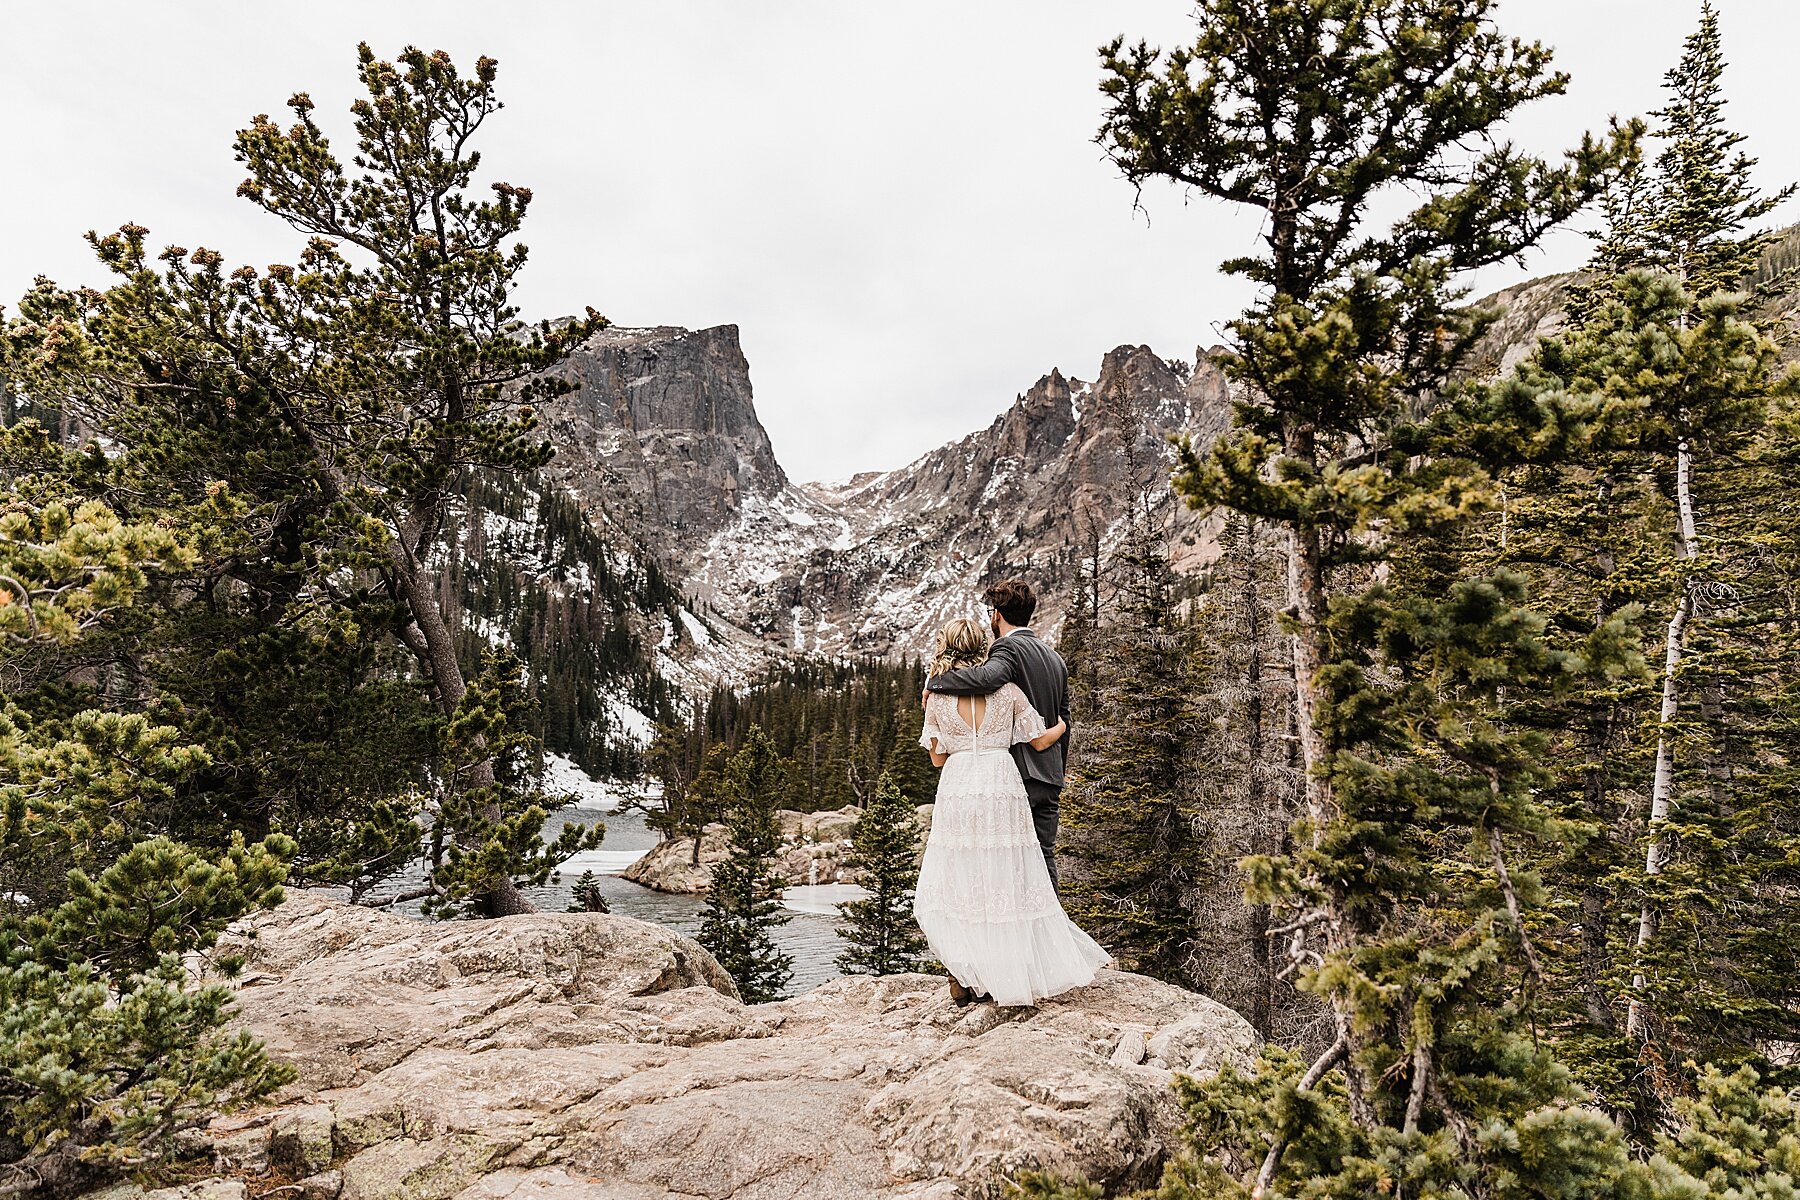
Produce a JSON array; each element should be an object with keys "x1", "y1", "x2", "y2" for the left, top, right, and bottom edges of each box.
[{"x1": 130, "y1": 892, "x2": 1256, "y2": 1200}]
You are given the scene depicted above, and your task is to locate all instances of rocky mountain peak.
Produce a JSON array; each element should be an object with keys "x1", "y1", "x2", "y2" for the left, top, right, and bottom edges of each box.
[
  {"x1": 1091, "y1": 342, "x2": 1183, "y2": 399},
  {"x1": 997, "y1": 367, "x2": 1077, "y2": 456},
  {"x1": 493, "y1": 319, "x2": 1244, "y2": 681},
  {"x1": 658, "y1": 340, "x2": 1236, "y2": 659},
  {"x1": 535, "y1": 322, "x2": 786, "y2": 543}
]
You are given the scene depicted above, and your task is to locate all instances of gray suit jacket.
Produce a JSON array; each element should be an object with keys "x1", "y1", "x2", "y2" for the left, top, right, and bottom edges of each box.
[{"x1": 926, "y1": 629, "x2": 1070, "y2": 788}]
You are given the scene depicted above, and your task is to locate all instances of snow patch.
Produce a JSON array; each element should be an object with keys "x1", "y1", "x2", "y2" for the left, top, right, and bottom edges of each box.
[
  {"x1": 468, "y1": 614, "x2": 511, "y2": 649},
  {"x1": 540, "y1": 752, "x2": 659, "y2": 812},
  {"x1": 605, "y1": 695, "x2": 656, "y2": 749},
  {"x1": 678, "y1": 608, "x2": 713, "y2": 647}
]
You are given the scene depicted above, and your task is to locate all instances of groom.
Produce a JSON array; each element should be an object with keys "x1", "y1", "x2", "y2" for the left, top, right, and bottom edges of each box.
[{"x1": 925, "y1": 578, "x2": 1071, "y2": 889}]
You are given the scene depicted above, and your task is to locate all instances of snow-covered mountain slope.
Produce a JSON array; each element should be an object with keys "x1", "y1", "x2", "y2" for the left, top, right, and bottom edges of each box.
[
  {"x1": 687, "y1": 345, "x2": 1233, "y2": 656},
  {"x1": 523, "y1": 321, "x2": 1234, "y2": 663}
]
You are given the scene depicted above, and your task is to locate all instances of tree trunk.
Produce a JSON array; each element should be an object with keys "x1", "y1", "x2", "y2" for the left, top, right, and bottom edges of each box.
[
  {"x1": 1286, "y1": 525, "x2": 1333, "y2": 841},
  {"x1": 1627, "y1": 438, "x2": 1698, "y2": 1038},
  {"x1": 1243, "y1": 516, "x2": 1275, "y2": 1037},
  {"x1": 390, "y1": 529, "x2": 534, "y2": 918}
]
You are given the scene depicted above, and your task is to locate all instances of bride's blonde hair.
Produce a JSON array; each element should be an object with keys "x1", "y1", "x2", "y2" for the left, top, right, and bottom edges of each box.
[{"x1": 930, "y1": 617, "x2": 990, "y2": 678}]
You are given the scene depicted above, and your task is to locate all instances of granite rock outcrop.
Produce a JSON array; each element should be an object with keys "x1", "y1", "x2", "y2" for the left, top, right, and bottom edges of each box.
[{"x1": 94, "y1": 894, "x2": 1259, "y2": 1200}]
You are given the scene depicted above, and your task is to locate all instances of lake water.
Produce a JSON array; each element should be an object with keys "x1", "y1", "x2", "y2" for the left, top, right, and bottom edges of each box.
[
  {"x1": 357, "y1": 778, "x2": 870, "y2": 999},
  {"x1": 529, "y1": 805, "x2": 858, "y2": 998}
]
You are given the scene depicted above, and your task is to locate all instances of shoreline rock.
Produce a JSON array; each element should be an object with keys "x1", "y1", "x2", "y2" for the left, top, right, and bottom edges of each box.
[
  {"x1": 100, "y1": 892, "x2": 1257, "y2": 1200},
  {"x1": 622, "y1": 804, "x2": 935, "y2": 895}
]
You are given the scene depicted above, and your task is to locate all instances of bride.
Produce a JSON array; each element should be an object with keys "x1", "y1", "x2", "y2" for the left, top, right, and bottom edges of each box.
[{"x1": 913, "y1": 617, "x2": 1111, "y2": 1007}]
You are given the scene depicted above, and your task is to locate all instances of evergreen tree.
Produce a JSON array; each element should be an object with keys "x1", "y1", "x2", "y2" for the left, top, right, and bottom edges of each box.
[
  {"x1": 567, "y1": 870, "x2": 609, "y2": 913},
  {"x1": 697, "y1": 727, "x2": 793, "y2": 1002},
  {"x1": 0, "y1": 490, "x2": 294, "y2": 1193},
  {"x1": 658, "y1": 656, "x2": 934, "y2": 816},
  {"x1": 1478, "y1": 6, "x2": 1800, "y2": 1120},
  {"x1": 446, "y1": 472, "x2": 682, "y2": 777},
  {"x1": 1483, "y1": 271, "x2": 1800, "y2": 1120},
  {"x1": 835, "y1": 771, "x2": 929, "y2": 976},
  {"x1": 1644, "y1": 1, "x2": 1795, "y2": 299},
  {"x1": 647, "y1": 734, "x2": 729, "y2": 866},
  {"x1": 1081, "y1": 2, "x2": 1650, "y2": 1195},
  {"x1": 1189, "y1": 512, "x2": 1307, "y2": 1040},
  {"x1": 24, "y1": 46, "x2": 606, "y2": 916},
  {"x1": 1589, "y1": 3, "x2": 1797, "y2": 1055},
  {"x1": 1061, "y1": 499, "x2": 1211, "y2": 988}
]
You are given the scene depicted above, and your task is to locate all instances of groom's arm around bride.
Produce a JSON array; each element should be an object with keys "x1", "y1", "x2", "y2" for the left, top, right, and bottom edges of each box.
[{"x1": 923, "y1": 579, "x2": 1071, "y2": 888}]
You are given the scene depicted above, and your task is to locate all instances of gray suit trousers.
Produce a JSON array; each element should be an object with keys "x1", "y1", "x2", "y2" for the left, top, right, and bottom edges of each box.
[{"x1": 1023, "y1": 779, "x2": 1061, "y2": 892}]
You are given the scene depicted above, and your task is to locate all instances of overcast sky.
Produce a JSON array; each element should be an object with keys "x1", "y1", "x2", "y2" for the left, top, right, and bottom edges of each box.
[{"x1": 5, "y1": 2, "x2": 1796, "y2": 483}]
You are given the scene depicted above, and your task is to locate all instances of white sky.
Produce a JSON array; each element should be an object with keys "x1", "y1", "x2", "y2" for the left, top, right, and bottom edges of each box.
[{"x1": 5, "y1": 2, "x2": 1796, "y2": 483}]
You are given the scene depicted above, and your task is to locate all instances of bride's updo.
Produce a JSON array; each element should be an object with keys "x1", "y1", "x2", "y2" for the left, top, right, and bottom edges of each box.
[{"x1": 930, "y1": 617, "x2": 989, "y2": 677}]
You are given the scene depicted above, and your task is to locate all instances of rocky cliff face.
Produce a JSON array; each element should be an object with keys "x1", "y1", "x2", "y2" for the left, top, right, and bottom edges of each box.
[
  {"x1": 759, "y1": 345, "x2": 1231, "y2": 656},
  {"x1": 127, "y1": 894, "x2": 1259, "y2": 1200},
  {"x1": 533, "y1": 326, "x2": 1236, "y2": 664},
  {"x1": 535, "y1": 324, "x2": 788, "y2": 546}
]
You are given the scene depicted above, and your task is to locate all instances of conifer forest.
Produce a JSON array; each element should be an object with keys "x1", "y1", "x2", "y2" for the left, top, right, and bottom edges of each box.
[{"x1": 4, "y1": 3, "x2": 1800, "y2": 1198}]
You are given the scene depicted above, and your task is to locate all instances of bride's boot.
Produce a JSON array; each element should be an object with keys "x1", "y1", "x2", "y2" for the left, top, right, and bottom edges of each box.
[{"x1": 948, "y1": 977, "x2": 976, "y2": 1007}]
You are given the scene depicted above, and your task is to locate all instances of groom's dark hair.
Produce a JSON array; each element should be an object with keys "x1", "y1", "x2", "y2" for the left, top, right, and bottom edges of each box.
[{"x1": 983, "y1": 579, "x2": 1037, "y2": 627}]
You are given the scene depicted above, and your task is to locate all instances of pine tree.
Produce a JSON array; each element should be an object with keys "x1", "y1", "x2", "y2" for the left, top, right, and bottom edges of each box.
[
  {"x1": 1061, "y1": 499, "x2": 1210, "y2": 988},
  {"x1": 697, "y1": 727, "x2": 793, "y2": 1002},
  {"x1": 0, "y1": 487, "x2": 295, "y2": 1193},
  {"x1": 881, "y1": 688, "x2": 939, "y2": 805},
  {"x1": 1587, "y1": 275, "x2": 1800, "y2": 1082},
  {"x1": 28, "y1": 46, "x2": 606, "y2": 917},
  {"x1": 1594, "y1": 3, "x2": 1797, "y2": 1053},
  {"x1": 656, "y1": 657, "x2": 935, "y2": 818},
  {"x1": 1645, "y1": 1, "x2": 1795, "y2": 299},
  {"x1": 1489, "y1": 7, "x2": 1800, "y2": 1115},
  {"x1": 646, "y1": 727, "x2": 727, "y2": 866},
  {"x1": 835, "y1": 771, "x2": 929, "y2": 976},
  {"x1": 566, "y1": 870, "x2": 609, "y2": 913},
  {"x1": 1456, "y1": 323, "x2": 1662, "y2": 1116},
  {"x1": 1086, "y1": 2, "x2": 1651, "y2": 1195},
  {"x1": 1189, "y1": 511, "x2": 1307, "y2": 1039}
]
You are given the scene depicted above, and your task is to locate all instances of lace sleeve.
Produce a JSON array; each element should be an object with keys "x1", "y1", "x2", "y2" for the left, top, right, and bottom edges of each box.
[
  {"x1": 1009, "y1": 684, "x2": 1049, "y2": 745},
  {"x1": 919, "y1": 694, "x2": 948, "y2": 752}
]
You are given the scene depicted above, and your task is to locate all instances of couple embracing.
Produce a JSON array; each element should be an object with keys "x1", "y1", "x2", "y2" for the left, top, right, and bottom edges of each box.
[{"x1": 914, "y1": 578, "x2": 1110, "y2": 1008}]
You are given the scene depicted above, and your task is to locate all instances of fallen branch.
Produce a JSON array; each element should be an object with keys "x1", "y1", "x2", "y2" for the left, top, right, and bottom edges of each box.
[{"x1": 359, "y1": 882, "x2": 441, "y2": 909}]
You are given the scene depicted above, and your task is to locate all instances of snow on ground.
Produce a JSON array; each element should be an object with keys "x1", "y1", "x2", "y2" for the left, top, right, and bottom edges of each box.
[
  {"x1": 770, "y1": 491, "x2": 819, "y2": 528},
  {"x1": 678, "y1": 608, "x2": 713, "y2": 647},
  {"x1": 779, "y1": 883, "x2": 871, "y2": 915},
  {"x1": 481, "y1": 509, "x2": 537, "y2": 546},
  {"x1": 655, "y1": 608, "x2": 778, "y2": 692},
  {"x1": 604, "y1": 696, "x2": 657, "y2": 749},
  {"x1": 540, "y1": 752, "x2": 659, "y2": 812},
  {"x1": 468, "y1": 614, "x2": 511, "y2": 649}
]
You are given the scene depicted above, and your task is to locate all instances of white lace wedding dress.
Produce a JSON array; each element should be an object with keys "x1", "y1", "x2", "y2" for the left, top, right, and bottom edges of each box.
[{"x1": 913, "y1": 683, "x2": 1111, "y2": 1006}]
